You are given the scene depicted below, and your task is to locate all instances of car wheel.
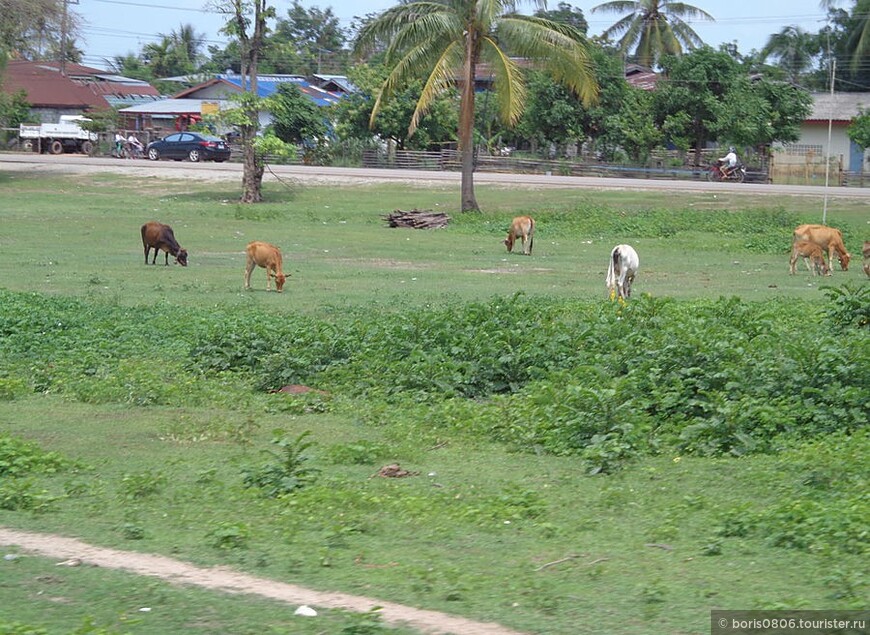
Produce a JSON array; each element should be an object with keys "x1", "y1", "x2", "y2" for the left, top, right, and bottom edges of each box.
[
  {"x1": 188, "y1": 149, "x2": 201, "y2": 162},
  {"x1": 148, "y1": 148, "x2": 160, "y2": 161}
]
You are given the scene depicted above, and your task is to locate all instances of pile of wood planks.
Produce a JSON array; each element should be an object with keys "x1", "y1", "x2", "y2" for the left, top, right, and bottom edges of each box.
[{"x1": 383, "y1": 209, "x2": 451, "y2": 229}]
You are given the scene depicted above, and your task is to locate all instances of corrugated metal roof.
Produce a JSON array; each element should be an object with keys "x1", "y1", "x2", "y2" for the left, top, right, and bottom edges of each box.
[
  {"x1": 218, "y1": 75, "x2": 344, "y2": 106},
  {"x1": 118, "y1": 98, "x2": 226, "y2": 114},
  {"x1": 807, "y1": 92, "x2": 870, "y2": 121}
]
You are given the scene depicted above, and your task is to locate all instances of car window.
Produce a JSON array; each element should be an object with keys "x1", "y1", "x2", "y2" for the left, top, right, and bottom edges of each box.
[
  {"x1": 179, "y1": 133, "x2": 196, "y2": 142},
  {"x1": 161, "y1": 133, "x2": 181, "y2": 143}
]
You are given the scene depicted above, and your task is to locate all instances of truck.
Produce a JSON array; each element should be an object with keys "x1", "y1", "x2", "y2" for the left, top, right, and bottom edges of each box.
[{"x1": 19, "y1": 115, "x2": 99, "y2": 155}]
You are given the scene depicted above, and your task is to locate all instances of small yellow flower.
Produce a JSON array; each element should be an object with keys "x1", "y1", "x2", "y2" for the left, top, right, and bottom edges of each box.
[{"x1": 673, "y1": 457, "x2": 682, "y2": 463}]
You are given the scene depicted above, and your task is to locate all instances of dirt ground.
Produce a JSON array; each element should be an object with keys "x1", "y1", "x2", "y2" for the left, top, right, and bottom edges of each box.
[{"x1": 0, "y1": 527, "x2": 527, "y2": 635}]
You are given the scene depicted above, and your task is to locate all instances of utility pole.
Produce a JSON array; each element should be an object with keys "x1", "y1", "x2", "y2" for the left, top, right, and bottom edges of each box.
[
  {"x1": 822, "y1": 57, "x2": 835, "y2": 225},
  {"x1": 60, "y1": 0, "x2": 68, "y2": 75},
  {"x1": 58, "y1": 0, "x2": 79, "y2": 75}
]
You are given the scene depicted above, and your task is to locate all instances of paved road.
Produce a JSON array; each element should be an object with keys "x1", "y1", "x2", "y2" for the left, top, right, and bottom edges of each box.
[{"x1": 3, "y1": 152, "x2": 869, "y2": 199}]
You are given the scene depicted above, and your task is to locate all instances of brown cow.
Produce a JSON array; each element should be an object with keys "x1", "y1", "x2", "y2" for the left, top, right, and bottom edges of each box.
[
  {"x1": 141, "y1": 221, "x2": 188, "y2": 266},
  {"x1": 504, "y1": 215, "x2": 535, "y2": 255},
  {"x1": 789, "y1": 240, "x2": 830, "y2": 276},
  {"x1": 791, "y1": 224, "x2": 850, "y2": 274},
  {"x1": 863, "y1": 241, "x2": 870, "y2": 278},
  {"x1": 244, "y1": 241, "x2": 287, "y2": 292}
]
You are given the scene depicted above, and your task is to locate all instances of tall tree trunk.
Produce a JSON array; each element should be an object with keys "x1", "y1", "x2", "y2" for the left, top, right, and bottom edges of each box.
[
  {"x1": 238, "y1": 0, "x2": 266, "y2": 203},
  {"x1": 459, "y1": 30, "x2": 479, "y2": 212}
]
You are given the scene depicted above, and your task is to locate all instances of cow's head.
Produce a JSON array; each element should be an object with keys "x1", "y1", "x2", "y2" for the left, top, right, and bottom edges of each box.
[
  {"x1": 176, "y1": 249, "x2": 188, "y2": 267},
  {"x1": 837, "y1": 251, "x2": 851, "y2": 271},
  {"x1": 503, "y1": 236, "x2": 514, "y2": 252},
  {"x1": 275, "y1": 273, "x2": 287, "y2": 292}
]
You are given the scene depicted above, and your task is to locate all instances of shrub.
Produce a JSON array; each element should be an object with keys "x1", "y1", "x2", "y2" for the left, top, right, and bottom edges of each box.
[{"x1": 242, "y1": 430, "x2": 320, "y2": 497}]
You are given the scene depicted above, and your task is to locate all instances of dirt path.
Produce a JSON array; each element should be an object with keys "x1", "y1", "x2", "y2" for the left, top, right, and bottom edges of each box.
[{"x1": 0, "y1": 527, "x2": 527, "y2": 635}]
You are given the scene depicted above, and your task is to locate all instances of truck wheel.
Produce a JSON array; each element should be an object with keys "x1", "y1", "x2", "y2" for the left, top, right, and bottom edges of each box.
[
  {"x1": 81, "y1": 140, "x2": 93, "y2": 155},
  {"x1": 22, "y1": 140, "x2": 35, "y2": 152},
  {"x1": 49, "y1": 140, "x2": 64, "y2": 155}
]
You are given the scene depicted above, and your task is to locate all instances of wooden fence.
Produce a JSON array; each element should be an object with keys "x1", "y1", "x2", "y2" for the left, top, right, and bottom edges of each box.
[{"x1": 361, "y1": 149, "x2": 772, "y2": 183}]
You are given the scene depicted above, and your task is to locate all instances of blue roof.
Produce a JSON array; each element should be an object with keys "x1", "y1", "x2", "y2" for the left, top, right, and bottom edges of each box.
[{"x1": 218, "y1": 74, "x2": 344, "y2": 107}]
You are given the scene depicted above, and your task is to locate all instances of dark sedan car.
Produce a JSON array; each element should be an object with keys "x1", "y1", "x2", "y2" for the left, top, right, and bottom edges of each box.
[{"x1": 146, "y1": 132, "x2": 231, "y2": 163}]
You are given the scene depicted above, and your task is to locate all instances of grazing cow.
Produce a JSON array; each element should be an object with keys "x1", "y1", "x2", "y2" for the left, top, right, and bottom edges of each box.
[
  {"x1": 789, "y1": 240, "x2": 830, "y2": 276},
  {"x1": 141, "y1": 221, "x2": 188, "y2": 266},
  {"x1": 791, "y1": 224, "x2": 851, "y2": 274},
  {"x1": 244, "y1": 241, "x2": 287, "y2": 292},
  {"x1": 504, "y1": 215, "x2": 535, "y2": 255},
  {"x1": 605, "y1": 244, "x2": 639, "y2": 300}
]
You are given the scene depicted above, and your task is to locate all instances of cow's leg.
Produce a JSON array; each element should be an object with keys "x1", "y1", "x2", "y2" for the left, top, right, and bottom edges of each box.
[
  {"x1": 827, "y1": 245, "x2": 836, "y2": 274},
  {"x1": 144, "y1": 246, "x2": 150, "y2": 265},
  {"x1": 527, "y1": 235, "x2": 533, "y2": 255},
  {"x1": 265, "y1": 266, "x2": 272, "y2": 291},
  {"x1": 244, "y1": 258, "x2": 255, "y2": 290},
  {"x1": 789, "y1": 245, "x2": 798, "y2": 274},
  {"x1": 164, "y1": 250, "x2": 170, "y2": 266}
]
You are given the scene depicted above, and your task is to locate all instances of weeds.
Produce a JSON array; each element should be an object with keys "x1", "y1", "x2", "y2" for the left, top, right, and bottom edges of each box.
[{"x1": 241, "y1": 430, "x2": 320, "y2": 497}]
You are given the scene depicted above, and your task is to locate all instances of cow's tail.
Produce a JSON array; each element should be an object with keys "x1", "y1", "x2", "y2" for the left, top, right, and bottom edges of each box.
[{"x1": 606, "y1": 247, "x2": 618, "y2": 294}]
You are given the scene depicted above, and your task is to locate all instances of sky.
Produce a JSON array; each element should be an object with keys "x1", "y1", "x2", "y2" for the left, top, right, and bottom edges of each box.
[{"x1": 71, "y1": 0, "x2": 834, "y2": 71}]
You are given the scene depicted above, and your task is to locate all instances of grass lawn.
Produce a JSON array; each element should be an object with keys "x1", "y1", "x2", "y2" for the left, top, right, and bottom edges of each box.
[{"x1": 0, "y1": 170, "x2": 867, "y2": 635}]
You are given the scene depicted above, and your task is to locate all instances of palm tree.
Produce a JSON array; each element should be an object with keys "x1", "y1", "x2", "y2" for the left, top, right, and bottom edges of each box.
[
  {"x1": 170, "y1": 24, "x2": 205, "y2": 70},
  {"x1": 761, "y1": 26, "x2": 821, "y2": 84},
  {"x1": 354, "y1": 0, "x2": 597, "y2": 212},
  {"x1": 820, "y1": 0, "x2": 870, "y2": 70},
  {"x1": 591, "y1": 0, "x2": 714, "y2": 68}
]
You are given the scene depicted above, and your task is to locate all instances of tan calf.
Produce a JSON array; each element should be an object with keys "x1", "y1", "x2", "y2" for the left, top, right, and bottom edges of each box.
[
  {"x1": 789, "y1": 240, "x2": 829, "y2": 276},
  {"x1": 244, "y1": 241, "x2": 287, "y2": 292},
  {"x1": 792, "y1": 224, "x2": 851, "y2": 274},
  {"x1": 504, "y1": 216, "x2": 535, "y2": 255}
]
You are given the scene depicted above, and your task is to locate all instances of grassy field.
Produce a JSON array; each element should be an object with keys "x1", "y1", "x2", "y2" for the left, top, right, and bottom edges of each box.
[{"x1": 0, "y1": 171, "x2": 867, "y2": 635}]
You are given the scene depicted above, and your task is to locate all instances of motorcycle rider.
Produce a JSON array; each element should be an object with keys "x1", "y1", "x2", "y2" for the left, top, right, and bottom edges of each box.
[{"x1": 718, "y1": 146, "x2": 739, "y2": 179}]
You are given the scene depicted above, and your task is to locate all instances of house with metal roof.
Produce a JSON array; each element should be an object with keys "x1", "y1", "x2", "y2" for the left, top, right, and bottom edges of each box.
[
  {"x1": 775, "y1": 92, "x2": 870, "y2": 173},
  {"x1": 118, "y1": 73, "x2": 346, "y2": 134},
  {"x1": 1, "y1": 61, "x2": 161, "y2": 122}
]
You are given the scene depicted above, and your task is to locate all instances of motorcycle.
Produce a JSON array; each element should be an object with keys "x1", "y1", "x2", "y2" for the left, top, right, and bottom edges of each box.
[{"x1": 707, "y1": 160, "x2": 746, "y2": 183}]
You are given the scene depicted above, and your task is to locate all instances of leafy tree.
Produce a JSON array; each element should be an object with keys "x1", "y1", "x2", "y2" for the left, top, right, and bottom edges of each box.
[
  {"x1": 761, "y1": 26, "x2": 821, "y2": 85},
  {"x1": 209, "y1": 0, "x2": 275, "y2": 203},
  {"x1": 267, "y1": 82, "x2": 328, "y2": 146},
  {"x1": 109, "y1": 53, "x2": 153, "y2": 82},
  {"x1": 655, "y1": 47, "x2": 812, "y2": 163},
  {"x1": 0, "y1": 0, "x2": 82, "y2": 61},
  {"x1": 653, "y1": 47, "x2": 743, "y2": 165},
  {"x1": 0, "y1": 89, "x2": 30, "y2": 128},
  {"x1": 141, "y1": 25, "x2": 204, "y2": 78},
  {"x1": 847, "y1": 108, "x2": 870, "y2": 149},
  {"x1": 811, "y1": 4, "x2": 870, "y2": 92},
  {"x1": 591, "y1": 0, "x2": 714, "y2": 68},
  {"x1": 712, "y1": 75, "x2": 812, "y2": 150},
  {"x1": 272, "y1": 1, "x2": 348, "y2": 74},
  {"x1": 534, "y1": 2, "x2": 588, "y2": 33},
  {"x1": 515, "y1": 71, "x2": 587, "y2": 156},
  {"x1": 601, "y1": 87, "x2": 662, "y2": 162},
  {"x1": 355, "y1": 0, "x2": 597, "y2": 212},
  {"x1": 332, "y1": 64, "x2": 457, "y2": 151}
]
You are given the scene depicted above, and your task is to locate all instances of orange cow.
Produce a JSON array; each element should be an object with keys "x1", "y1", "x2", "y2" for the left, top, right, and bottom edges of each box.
[
  {"x1": 791, "y1": 224, "x2": 851, "y2": 274},
  {"x1": 244, "y1": 241, "x2": 287, "y2": 292},
  {"x1": 504, "y1": 216, "x2": 535, "y2": 255},
  {"x1": 789, "y1": 240, "x2": 829, "y2": 276}
]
